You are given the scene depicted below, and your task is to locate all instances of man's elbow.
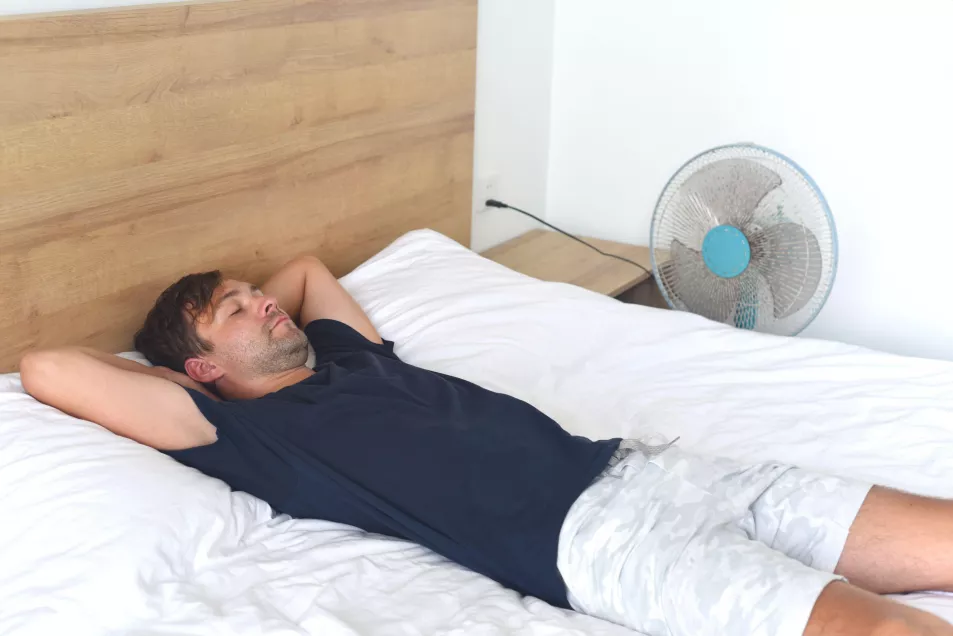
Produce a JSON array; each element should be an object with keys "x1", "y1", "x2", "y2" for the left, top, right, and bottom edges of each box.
[
  {"x1": 293, "y1": 254, "x2": 323, "y2": 265},
  {"x1": 293, "y1": 254, "x2": 331, "y2": 275},
  {"x1": 19, "y1": 349, "x2": 68, "y2": 401}
]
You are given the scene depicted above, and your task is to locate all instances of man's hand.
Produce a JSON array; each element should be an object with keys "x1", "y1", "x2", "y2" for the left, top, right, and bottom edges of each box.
[{"x1": 261, "y1": 255, "x2": 382, "y2": 344}]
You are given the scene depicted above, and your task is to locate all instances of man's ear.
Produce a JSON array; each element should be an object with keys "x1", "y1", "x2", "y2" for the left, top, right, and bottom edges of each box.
[{"x1": 184, "y1": 357, "x2": 224, "y2": 384}]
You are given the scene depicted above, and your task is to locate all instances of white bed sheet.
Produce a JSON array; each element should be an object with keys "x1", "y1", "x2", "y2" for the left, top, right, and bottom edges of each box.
[
  {"x1": 343, "y1": 230, "x2": 953, "y2": 626},
  {"x1": 2, "y1": 229, "x2": 952, "y2": 635}
]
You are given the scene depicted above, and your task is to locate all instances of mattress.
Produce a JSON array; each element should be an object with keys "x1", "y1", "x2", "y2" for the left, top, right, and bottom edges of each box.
[{"x1": 2, "y1": 229, "x2": 951, "y2": 635}]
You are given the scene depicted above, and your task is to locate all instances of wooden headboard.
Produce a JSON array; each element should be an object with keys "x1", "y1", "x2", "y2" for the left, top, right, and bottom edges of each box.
[{"x1": 0, "y1": 0, "x2": 476, "y2": 371}]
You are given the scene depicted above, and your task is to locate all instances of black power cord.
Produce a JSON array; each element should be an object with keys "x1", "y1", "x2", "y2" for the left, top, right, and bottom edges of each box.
[{"x1": 485, "y1": 199, "x2": 652, "y2": 277}]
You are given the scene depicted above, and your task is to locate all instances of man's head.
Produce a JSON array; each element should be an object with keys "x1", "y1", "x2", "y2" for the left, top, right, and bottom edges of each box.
[{"x1": 135, "y1": 272, "x2": 309, "y2": 388}]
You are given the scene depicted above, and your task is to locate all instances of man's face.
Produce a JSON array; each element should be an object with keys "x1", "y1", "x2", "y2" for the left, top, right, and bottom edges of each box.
[{"x1": 192, "y1": 279, "x2": 309, "y2": 379}]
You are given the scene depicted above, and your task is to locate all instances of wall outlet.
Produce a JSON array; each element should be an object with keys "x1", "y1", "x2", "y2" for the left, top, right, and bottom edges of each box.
[{"x1": 474, "y1": 173, "x2": 501, "y2": 212}]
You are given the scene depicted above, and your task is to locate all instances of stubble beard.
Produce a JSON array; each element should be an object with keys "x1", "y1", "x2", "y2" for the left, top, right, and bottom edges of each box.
[{"x1": 244, "y1": 323, "x2": 310, "y2": 375}]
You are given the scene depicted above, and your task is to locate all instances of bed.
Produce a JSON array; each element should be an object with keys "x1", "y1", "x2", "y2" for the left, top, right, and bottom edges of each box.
[{"x1": 2, "y1": 2, "x2": 953, "y2": 635}]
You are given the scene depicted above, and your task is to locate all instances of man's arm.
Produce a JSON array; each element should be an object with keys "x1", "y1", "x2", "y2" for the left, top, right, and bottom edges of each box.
[
  {"x1": 20, "y1": 347, "x2": 217, "y2": 450},
  {"x1": 261, "y1": 255, "x2": 382, "y2": 344}
]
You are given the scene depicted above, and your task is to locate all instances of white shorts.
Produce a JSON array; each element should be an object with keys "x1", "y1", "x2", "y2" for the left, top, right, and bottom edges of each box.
[{"x1": 557, "y1": 443, "x2": 872, "y2": 636}]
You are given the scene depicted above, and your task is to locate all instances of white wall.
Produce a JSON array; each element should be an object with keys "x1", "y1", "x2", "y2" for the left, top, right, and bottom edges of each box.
[
  {"x1": 548, "y1": 0, "x2": 953, "y2": 360},
  {"x1": 470, "y1": 0, "x2": 555, "y2": 252}
]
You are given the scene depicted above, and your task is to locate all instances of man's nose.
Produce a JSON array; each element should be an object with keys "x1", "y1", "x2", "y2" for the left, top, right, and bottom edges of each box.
[{"x1": 260, "y1": 295, "x2": 279, "y2": 317}]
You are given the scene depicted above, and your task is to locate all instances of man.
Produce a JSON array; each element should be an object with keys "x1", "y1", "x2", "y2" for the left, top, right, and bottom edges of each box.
[{"x1": 20, "y1": 254, "x2": 953, "y2": 636}]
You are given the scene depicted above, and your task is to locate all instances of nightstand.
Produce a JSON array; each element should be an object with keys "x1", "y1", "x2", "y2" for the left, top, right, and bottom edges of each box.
[{"x1": 481, "y1": 229, "x2": 669, "y2": 309}]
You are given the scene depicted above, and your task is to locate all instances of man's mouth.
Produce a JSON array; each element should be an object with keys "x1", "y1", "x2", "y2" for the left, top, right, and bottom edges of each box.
[{"x1": 269, "y1": 315, "x2": 289, "y2": 332}]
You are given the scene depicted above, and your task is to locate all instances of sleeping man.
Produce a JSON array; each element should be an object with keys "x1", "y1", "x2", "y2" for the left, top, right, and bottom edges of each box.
[{"x1": 20, "y1": 254, "x2": 953, "y2": 636}]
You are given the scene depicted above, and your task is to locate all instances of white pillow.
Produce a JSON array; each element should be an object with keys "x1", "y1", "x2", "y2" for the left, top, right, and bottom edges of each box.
[{"x1": 0, "y1": 366, "x2": 273, "y2": 635}]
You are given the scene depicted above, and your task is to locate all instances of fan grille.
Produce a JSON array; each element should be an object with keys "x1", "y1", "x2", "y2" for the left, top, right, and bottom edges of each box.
[{"x1": 650, "y1": 144, "x2": 837, "y2": 335}]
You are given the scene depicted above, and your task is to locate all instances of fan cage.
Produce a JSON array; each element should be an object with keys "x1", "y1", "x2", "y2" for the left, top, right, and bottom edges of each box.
[{"x1": 650, "y1": 143, "x2": 838, "y2": 335}]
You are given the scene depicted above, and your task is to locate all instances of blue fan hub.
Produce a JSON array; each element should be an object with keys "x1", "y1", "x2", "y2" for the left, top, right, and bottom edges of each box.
[{"x1": 702, "y1": 225, "x2": 751, "y2": 279}]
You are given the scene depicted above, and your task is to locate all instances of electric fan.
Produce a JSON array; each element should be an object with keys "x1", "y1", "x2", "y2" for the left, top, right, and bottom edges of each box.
[{"x1": 650, "y1": 144, "x2": 837, "y2": 335}]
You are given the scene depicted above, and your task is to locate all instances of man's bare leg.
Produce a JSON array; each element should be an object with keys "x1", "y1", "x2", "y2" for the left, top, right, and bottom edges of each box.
[
  {"x1": 836, "y1": 487, "x2": 953, "y2": 594},
  {"x1": 805, "y1": 582, "x2": 953, "y2": 636}
]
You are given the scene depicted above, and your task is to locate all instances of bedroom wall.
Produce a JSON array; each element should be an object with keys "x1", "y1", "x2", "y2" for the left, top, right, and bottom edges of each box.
[
  {"x1": 546, "y1": 0, "x2": 953, "y2": 361},
  {"x1": 470, "y1": 0, "x2": 555, "y2": 252}
]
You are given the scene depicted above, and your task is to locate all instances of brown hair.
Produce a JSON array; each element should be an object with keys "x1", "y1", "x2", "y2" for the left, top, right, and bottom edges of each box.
[{"x1": 134, "y1": 271, "x2": 223, "y2": 372}]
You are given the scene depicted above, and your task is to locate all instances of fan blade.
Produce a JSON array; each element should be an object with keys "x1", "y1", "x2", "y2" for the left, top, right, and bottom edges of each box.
[
  {"x1": 663, "y1": 239, "x2": 740, "y2": 323},
  {"x1": 680, "y1": 158, "x2": 782, "y2": 229},
  {"x1": 749, "y1": 223, "x2": 823, "y2": 319},
  {"x1": 732, "y1": 266, "x2": 775, "y2": 330},
  {"x1": 663, "y1": 191, "x2": 720, "y2": 250}
]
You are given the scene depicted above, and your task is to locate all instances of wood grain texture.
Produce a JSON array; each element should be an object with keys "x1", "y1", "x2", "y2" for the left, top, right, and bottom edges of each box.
[
  {"x1": 481, "y1": 229, "x2": 654, "y2": 298},
  {"x1": 0, "y1": 0, "x2": 476, "y2": 371}
]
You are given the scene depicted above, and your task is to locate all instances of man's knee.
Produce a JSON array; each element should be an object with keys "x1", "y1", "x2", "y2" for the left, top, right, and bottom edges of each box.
[
  {"x1": 874, "y1": 610, "x2": 953, "y2": 636},
  {"x1": 806, "y1": 582, "x2": 953, "y2": 636}
]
